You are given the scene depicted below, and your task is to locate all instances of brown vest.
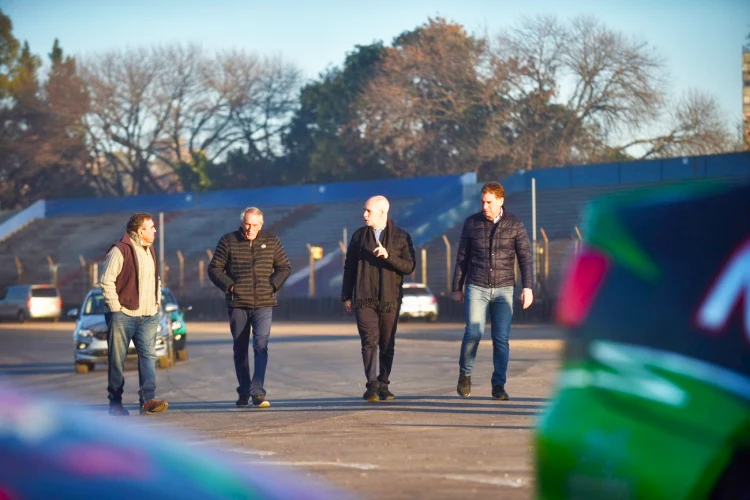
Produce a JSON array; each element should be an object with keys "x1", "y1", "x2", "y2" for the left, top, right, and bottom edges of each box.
[{"x1": 112, "y1": 233, "x2": 158, "y2": 310}]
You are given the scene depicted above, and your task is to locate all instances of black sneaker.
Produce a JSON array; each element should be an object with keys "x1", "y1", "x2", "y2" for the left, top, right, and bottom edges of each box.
[
  {"x1": 362, "y1": 389, "x2": 379, "y2": 402},
  {"x1": 236, "y1": 395, "x2": 250, "y2": 407},
  {"x1": 378, "y1": 387, "x2": 395, "y2": 401},
  {"x1": 108, "y1": 403, "x2": 129, "y2": 416},
  {"x1": 457, "y1": 374, "x2": 471, "y2": 397},
  {"x1": 492, "y1": 385, "x2": 509, "y2": 401},
  {"x1": 252, "y1": 395, "x2": 270, "y2": 408}
]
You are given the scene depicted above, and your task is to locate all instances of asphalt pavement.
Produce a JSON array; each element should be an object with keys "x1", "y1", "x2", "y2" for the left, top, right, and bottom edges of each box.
[{"x1": 0, "y1": 320, "x2": 563, "y2": 499}]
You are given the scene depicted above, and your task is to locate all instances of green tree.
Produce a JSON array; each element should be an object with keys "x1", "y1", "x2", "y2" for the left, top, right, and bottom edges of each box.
[
  {"x1": 0, "y1": 25, "x2": 44, "y2": 207},
  {"x1": 0, "y1": 8, "x2": 20, "y2": 101},
  {"x1": 282, "y1": 43, "x2": 388, "y2": 183},
  {"x1": 0, "y1": 17, "x2": 93, "y2": 208},
  {"x1": 35, "y1": 39, "x2": 94, "y2": 200},
  {"x1": 355, "y1": 18, "x2": 499, "y2": 178}
]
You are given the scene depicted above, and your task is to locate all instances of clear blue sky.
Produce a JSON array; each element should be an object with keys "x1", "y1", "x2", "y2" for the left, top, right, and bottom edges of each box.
[{"x1": 3, "y1": 0, "x2": 749, "y2": 124}]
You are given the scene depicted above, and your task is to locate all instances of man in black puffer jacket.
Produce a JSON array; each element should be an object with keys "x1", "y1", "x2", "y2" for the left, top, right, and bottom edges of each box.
[
  {"x1": 342, "y1": 195, "x2": 416, "y2": 403},
  {"x1": 452, "y1": 182, "x2": 534, "y2": 401},
  {"x1": 208, "y1": 207, "x2": 291, "y2": 409}
]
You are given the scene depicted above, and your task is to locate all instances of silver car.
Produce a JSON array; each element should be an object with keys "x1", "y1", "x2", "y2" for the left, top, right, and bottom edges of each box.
[
  {"x1": 68, "y1": 289, "x2": 174, "y2": 374},
  {"x1": 0, "y1": 284, "x2": 62, "y2": 322},
  {"x1": 400, "y1": 283, "x2": 439, "y2": 322}
]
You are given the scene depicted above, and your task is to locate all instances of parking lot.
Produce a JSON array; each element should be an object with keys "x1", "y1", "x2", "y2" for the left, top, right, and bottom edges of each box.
[{"x1": 0, "y1": 320, "x2": 563, "y2": 499}]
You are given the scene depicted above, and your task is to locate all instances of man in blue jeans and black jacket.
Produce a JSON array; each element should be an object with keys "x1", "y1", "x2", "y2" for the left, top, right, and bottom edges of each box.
[
  {"x1": 208, "y1": 207, "x2": 291, "y2": 409},
  {"x1": 452, "y1": 182, "x2": 534, "y2": 401}
]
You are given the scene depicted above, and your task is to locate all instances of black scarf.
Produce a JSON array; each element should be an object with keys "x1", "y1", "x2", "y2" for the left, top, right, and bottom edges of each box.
[{"x1": 354, "y1": 220, "x2": 401, "y2": 312}]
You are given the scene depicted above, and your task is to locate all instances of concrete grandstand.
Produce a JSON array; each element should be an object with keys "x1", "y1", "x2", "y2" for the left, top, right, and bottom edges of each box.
[{"x1": 0, "y1": 152, "x2": 748, "y2": 320}]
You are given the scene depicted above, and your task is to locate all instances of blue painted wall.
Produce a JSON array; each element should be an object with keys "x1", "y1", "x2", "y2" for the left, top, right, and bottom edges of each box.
[
  {"x1": 45, "y1": 173, "x2": 477, "y2": 217},
  {"x1": 43, "y1": 152, "x2": 750, "y2": 217},
  {"x1": 502, "y1": 151, "x2": 750, "y2": 194}
]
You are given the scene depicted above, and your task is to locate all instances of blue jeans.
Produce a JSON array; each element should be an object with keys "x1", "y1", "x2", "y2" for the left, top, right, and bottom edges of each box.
[
  {"x1": 228, "y1": 307, "x2": 273, "y2": 397},
  {"x1": 459, "y1": 285, "x2": 514, "y2": 388},
  {"x1": 106, "y1": 312, "x2": 159, "y2": 405}
]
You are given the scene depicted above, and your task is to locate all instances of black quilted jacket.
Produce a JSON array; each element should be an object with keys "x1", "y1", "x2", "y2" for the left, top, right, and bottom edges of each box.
[
  {"x1": 452, "y1": 210, "x2": 533, "y2": 291},
  {"x1": 208, "y1": 229, "x2": 291, "y2": 308}
]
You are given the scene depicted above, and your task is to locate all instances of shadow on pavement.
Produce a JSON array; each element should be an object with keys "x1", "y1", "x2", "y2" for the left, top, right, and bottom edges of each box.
[
  {"x1": 0, "y1": 362, "x2": 74, "y2": 376},
  {"x1": 79, "y1": 395, "x2": 550, "y2": 417},
  {"x1": 189, "y1": 335, "x2": 357, "y2": 347}
]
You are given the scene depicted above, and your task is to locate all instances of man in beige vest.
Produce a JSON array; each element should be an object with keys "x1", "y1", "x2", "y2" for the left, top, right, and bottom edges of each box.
[{"x1": 100, "y1": 213, "x2": 168, "y2": 416}]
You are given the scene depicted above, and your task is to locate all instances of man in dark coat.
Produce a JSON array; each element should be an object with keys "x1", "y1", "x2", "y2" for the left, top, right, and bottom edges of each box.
[
  {"x1": 342, "y1": 195, "x2": 416, "y2": 402},
  {"x1": 452, "y1": 182, "x2": 534, "y2": 401},
  {"x1": 208, "y1": 207, "x2": 291, "y2": 409}
]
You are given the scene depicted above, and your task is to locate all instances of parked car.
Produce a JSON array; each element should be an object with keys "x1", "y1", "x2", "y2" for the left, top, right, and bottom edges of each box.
[
  {"x1": 161, "y1": 287, "x2": 192, "y2": 361},
  {"x1": 68, "y1": 289, "x2": 175, "y2": 374},
  {"x1": 0, "y1": 284, "x2": 62, "y2": 322},
  {"x1": 400, "y1": 283, "x2": 438, "y2": 322},
  {"x1": 535, "y1": 182, "x2": 750, "y2": 499}
]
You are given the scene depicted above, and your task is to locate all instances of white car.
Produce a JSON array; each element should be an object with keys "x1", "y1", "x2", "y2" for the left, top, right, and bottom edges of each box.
[
  {"x1": 0, "y1": 284, "x2": 62, "y2": 322},
  {"x1": 400, "y1": 283, "x2": 438, "y2": 322}
]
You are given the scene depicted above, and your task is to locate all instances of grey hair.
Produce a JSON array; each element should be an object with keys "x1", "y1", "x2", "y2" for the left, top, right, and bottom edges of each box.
[{"x1": 240, "y1": 207, "x2": 264, "y2": 224}]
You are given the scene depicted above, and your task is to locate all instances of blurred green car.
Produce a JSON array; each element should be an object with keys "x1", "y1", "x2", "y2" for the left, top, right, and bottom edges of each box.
[
  {"x1": 536, "y1": 182, "x2": 750, "y2": 499},
  {"x1": 161, "y1": 288, "x2": 191, "y2": 361}
]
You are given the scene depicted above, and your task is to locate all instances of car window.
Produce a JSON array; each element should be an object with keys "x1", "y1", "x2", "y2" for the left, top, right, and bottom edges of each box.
[
  {"x1": 31, "y1": 288, "x2": 59, "y2": 298},
  {"x1": 403, "y1": 287, "x2": 431, "y2": 296},
  {"x1": 7, "y1": 287, "x2": 26, "y2": 300},
  {"x1": 161, "y1": 290, "x2": 177, "y2": 306},
  {"x1": 83, "y1": 294, "x2": 110, "y2": 315}
]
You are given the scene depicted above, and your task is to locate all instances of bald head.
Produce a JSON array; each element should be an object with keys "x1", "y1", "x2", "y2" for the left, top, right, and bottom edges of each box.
[{"x1": 363, "y1": 195, "x2": 390, "y2": 229}]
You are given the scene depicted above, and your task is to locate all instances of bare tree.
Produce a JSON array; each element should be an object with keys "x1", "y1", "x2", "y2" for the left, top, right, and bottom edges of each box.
[
  {"x1": 490, "y1": 16, "x2": 739, "y2": 170},
  {"x1": 231, "y1": 54, "x2": 301, "y2": 162},
  {"x1": 491, "y1": 16, "x2": 666, "y2": 170},
  {"x1": 616, "y1": 90, "x2": 738, "y2": 158},
  {"x1": 82, "y1": 47, "x2": 174, "y2": 195},
  {"x1": 154, "y1": 45, "x2": 261, "y2": 190},
  {"x1": 81, "y1": 44, "x2": 302, "y2": 195}
]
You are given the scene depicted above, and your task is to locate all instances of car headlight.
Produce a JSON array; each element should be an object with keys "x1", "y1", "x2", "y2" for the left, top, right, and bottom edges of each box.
[
  {"x1": 171, "y1": 321, "x2": 182, "y2": 331},
  {"x1": 155, "y1": 337, "x2": 165, "y2": 347},
  {"x1": 76, "y1": 343, "x2": 89, "y2": 350},
  {"x1": 76, "y1": 329, "x2": 93, "y2": 340},
  {"x1": 175, "y1": 334, "x2": 182, "y2": 340}
]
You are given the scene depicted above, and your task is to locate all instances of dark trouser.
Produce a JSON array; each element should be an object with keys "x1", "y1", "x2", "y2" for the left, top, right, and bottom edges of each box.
[
  {"x1": 105, "y1": 311, "x2": 159, "y2": 405},
  {"x1": 228, "y1": 307, "x2": 272, "y2": 397},
  {"x1": 354, "y1": 306, "x2": 399, "y2": 390}
]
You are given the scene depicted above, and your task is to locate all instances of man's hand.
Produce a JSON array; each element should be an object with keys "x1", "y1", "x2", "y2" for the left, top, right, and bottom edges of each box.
[
  {"x1": 452, "y1": 291, "x2": 464, "y2": 304},
  {"x1": 228, "y1": 285, "x2": 234, "y2": 293},
  {"x1": 521, "y1": 288, "x2": 534, "y2": 309},
  {"x1": 344, "y1": 300, "x2": 352, "y2": 314},
  {"x1": 373, "y1": 240, "x2": 389, "y2": 259}
]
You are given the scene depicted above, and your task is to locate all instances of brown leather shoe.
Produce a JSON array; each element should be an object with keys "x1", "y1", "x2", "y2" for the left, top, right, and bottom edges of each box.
[{"x1": 140, "y1": 399, "x2": 168, "y2": 415}]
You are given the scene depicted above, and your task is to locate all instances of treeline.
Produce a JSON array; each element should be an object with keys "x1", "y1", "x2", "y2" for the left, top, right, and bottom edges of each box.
[{"x1": 0, "y1": 11, "x2": 742, "y2": 208}]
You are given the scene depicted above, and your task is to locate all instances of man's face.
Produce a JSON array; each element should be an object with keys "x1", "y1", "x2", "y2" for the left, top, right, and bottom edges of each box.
[
  {"x1": 481, "y1": 192, "x2": 504, "y2": 221},
  {"x1": 138, "y1": 218, "x2": 156, "y2": 245},
  {"x1": 242, "y1": 213, "x2": 263, "y2": 241},
  {"x1": 363, "y1": 199, "x2": 386, "y2": 228}
]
